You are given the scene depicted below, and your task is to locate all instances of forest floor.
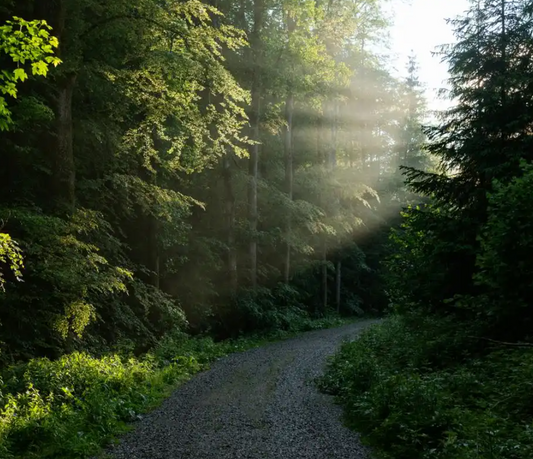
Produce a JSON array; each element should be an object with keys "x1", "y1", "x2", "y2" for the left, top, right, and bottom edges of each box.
[{"x1": 103, "y1": 320, "x2": 377, "y2": 459}]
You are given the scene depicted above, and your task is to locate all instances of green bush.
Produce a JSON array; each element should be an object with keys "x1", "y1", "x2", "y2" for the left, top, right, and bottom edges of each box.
[
  {"x1": 0, "y1": 334, "x2": 219, "y2": 459},
  {"x1": 474, "y1": 162, "x2": 533, "y2": 336},
  {"x1": 320, "y1": 317, "x2": 533, "y2": 459},
  {"x1": 0, "y1": 314, "x2": 354, "y2": 459},
  {"x1": 215, "y1": 284, "x2": 310, "y2": 337},
  {"x1": 386, "y1": 204, "x2": 478, "y2": 316},
  {"x1": 0, "y1": 207, "x2": 187, "y2": 363}
]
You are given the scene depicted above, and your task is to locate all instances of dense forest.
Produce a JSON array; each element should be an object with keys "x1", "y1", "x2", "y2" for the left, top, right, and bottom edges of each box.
[
  {"x1": 10, "y1": 0, "x2": 533, "y2": 458},
  {"x1": 321, "y1": 0, "x2": 533, "y2": 458},
  {"x1": 0, "y1": 0, "x2": 426, "y2": 362},
  {"x1": 0, "y1": 0, "x2": 430, "y2": 457}
]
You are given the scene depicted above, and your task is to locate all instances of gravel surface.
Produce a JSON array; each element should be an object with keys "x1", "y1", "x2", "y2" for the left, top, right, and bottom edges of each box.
[{"x1": 106, "y1": 320, "x2": 376, "y2": 459}]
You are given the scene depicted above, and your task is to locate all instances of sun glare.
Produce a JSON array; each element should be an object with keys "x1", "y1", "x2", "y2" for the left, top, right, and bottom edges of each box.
[{"x1": 388, "y1": 0, "x2": 469, "y2": 110}]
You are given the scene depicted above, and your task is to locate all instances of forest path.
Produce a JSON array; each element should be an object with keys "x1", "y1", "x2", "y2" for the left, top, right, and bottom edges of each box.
[{"x1": 107, "y1": 320, "x2": 376, "y2": 459}]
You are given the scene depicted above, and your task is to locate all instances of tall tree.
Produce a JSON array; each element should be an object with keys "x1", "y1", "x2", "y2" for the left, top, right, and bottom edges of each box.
[{"x1": 247, "y1": 0, "x2": 265, "y2": 288}]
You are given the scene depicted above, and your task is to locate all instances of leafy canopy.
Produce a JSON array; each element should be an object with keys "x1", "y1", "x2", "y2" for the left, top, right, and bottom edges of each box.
[{"x1": 0, "y1": 17, "x2": 61, "y2": 130}]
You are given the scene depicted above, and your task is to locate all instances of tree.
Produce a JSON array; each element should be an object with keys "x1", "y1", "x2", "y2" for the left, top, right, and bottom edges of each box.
[
  {"x1": 0, "y1": 0, "x2": 412, "y2": 355},
  {"x1": 247, "y1": 0, "x2": 265, "y2": 288},
  {"x1": 406, "y1": 0, "x2": 533, "y2": 211},
  {"x1": 389, "y1": 0, "x2": 533, "y2": 319},
  {"x1": 0, "y1": 15, "x2": 61, "y2": 291},
  {"x1": 399, "y1": 54, "x2": 429, "y2": 172}
]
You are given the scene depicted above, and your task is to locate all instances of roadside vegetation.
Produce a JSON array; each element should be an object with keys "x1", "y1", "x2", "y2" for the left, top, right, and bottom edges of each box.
[
  {"x1": 0, "y1": 315, "x2": 354, "y2": 459},
  {"x1": 319, "y1": 1, "x2": 533, "y2": 458}
]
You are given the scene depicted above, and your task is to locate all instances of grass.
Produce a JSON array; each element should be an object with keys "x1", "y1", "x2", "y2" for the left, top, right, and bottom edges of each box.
[{"x1": 0, "y1": 314, "x2": 359, "y2": 459}]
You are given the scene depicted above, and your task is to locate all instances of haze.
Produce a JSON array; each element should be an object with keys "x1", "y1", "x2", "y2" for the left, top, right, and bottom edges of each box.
[{"x1": 389, "y1": 0, "x2": 469, "y2": 109}]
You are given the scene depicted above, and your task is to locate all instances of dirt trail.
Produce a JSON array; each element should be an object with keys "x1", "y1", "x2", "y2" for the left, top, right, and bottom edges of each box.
[{"x1": 107, "y1": 321, "x2": 376, "y2": 459}]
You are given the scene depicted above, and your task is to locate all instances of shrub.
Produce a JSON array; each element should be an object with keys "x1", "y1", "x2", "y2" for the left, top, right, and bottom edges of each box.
[
  {"x1": 215, "y1": 283, "x2": 309, "y2": 337},
  {"x1": 474, "y1": 162, "x2": 533, "y2": 337},
  {"x1": 0, "y1": 336, "x2": 214, "y2": 459},
  {"x1": 320, "y1": 316, "x2": 533, "y2": 459}
]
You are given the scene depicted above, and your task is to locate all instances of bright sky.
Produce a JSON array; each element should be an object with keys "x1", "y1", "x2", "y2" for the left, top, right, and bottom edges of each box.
[{"x1": 387, "y1": 0, "x2": 470, "y2": 110}]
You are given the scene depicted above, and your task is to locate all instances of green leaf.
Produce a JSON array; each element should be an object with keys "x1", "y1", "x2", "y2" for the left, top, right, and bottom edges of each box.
[{"x1": 13, "y1": 68, "x2": 27, "y2": 82}]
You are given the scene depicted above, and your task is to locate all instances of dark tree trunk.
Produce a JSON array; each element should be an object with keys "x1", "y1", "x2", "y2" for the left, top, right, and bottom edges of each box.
[
  {"x1": 247, "y1": 0, "x2": 264, "y2": 288},
  {"x1": 148, "y1": 215, "x2": 160, "y2": 289},
  {"x1": 322, "y1": 241, "x2": 328, "y2": 313},
  {"x1": 40, "y1": 0, "x2": 77, "y2": 212},
  {"x1": 54, "y1": 73, "x2": 77, "y2": 211},
  {"x1": 223, "y1": 154, "x2": 238, "y2": 293},
  {"x1": 335, "y1": 260, "x2": 341, "y2": 313},
  {"x1": 283, "y1": 93, "x2": 294, "y2": 284},
  {"x1": 248, "y1": 94, "x2": 260, "y2": 288}
]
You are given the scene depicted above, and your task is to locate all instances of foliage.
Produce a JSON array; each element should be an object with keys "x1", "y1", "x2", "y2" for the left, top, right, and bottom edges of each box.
[
  {"x1": 0, "y1": 209, "x2": 137, "y2": 359},
  {"x1": 0, "y1": 233, "x2": 23, "y2": 292},
  {"x1": 0, "y1": 344, "x2": 203, "y2": 459},
  {"x1": 474, "y1": 161, "x2": 533, "y2": 331},
  {"x1": 0, "y1": 17, "x2": 61, "y2": 130},
  {"x1": 0, "y1": 315, "x2": 358, "y2": 459},
  {"x1": 321, "y1": 2, "x2": 533, "y2": 459},
  {"x1": 320, "y1": 317, "x2": 533, "y2": 459},
  {"x1": 386, "y1": 204, "x2": 478, "y2": 315}
]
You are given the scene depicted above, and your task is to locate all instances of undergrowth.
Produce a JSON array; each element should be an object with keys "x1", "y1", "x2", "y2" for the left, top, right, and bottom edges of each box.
[
  {"x1": 0, "y1": 314, "x2": 355, "y2": 459},
  {"x1": 319, "y1": 315, "x2": 533, "y2": 459}
]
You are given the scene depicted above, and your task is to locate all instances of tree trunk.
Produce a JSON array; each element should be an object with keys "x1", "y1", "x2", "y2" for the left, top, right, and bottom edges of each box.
[
  {"x1": 335, "y1": 260, "x2": 341, "y2": 313},
  {"x1": 500, "y1": 0, "x2": 506, "y2": 107},
  {"x1": 223, "y1": 154, "x2": 238, "y2": 293},
  {"x1": 330, "y1": 99, "x2": 338, "y2": 168},
  {"x1": 39, "y1": 0, "x2": 76, "y2": 212},
  {"x1": 248, "y1": 95, "x2": 260, "y2": 288},
  {"x1": 330, "y1": 99, "x2": 340, "y2": 312},
  {"x1": 316, "y1": 116, "x2": 322, "y2": 163},
  {"x1": 248, "y1": 0, "x2": 264, "y2": 288},
  {"x1": 283, "y1": 93, "x2": 294, "y2": 284},
  {"x1": 322, "y1": 241, "x2": 328, "y2": 313},
  {"x1": 319, "y1": 102, "x2": 330, "y2": 313},
  {"x1": 321, "y1": 99, "x2": 338, "y2": 312},
  {"x1": 148, "y1": 215, "x2": 160, "y2": 289},
  {"x1": 54, "y1": 73, "x2": 77, "y2": 211}
]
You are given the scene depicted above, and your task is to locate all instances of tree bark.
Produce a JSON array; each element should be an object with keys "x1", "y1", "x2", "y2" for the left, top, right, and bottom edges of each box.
[
  {"x1": 322, "y1": 241, "x2": 328, "y2": 313},
  {"x1": 316, "y1": 115, "x2": 322, "y2": 163},
  {"x1": 320, "y1": 102, "x2": 331, "y2": 312},
  {"x1": 54, "y1": 73, "x2": 77, "y2": 211},
  {"x1": 321, "y1": 99, "x2": 338, "y2": 312},
  {"x1": 248, "y1": 0, "x2": 264, "y2": 288},
  {"x1": 500, "y1": 0, "x2": 506, "y2": 107},
  {"x1": 330, "y1": 99, "x2": 338, "y2": 168},
  {"x1": 330, "y1": 99, "x2": 341, "y2": 312},
  {"x1": 283, "y1": 92, "x2": 294, "y2": 284},
  {"x1": 335, "y1": 260, "x2": 341, "y2": 313},
  {"x1": 223, "y1": 154, "x2": 238, "y2": 293},
  {"x1": 248, "y1": 96, "x2": 260, "y2": 288},
  {"x1": 43, "y1": 0, "x2": 77, "y2": 212},
  {"x1": 148, "y1": 215, "x2": 160, "y2": 289}
]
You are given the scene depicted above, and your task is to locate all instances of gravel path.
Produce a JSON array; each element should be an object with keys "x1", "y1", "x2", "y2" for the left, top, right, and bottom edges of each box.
[{"x1": 107, "y1": 320, "x2": 376, "y2": 459}]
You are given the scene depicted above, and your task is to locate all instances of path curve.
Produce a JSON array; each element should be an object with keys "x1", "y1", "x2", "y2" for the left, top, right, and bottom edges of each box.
[{"x1": 107, "y1": 321, "x2": 375, "y2": 459}]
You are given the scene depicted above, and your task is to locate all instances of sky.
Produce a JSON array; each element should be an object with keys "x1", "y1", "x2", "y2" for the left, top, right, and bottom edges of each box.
[{"x1": 386, "y1": 0, "x2": 470, "y2": 110}]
